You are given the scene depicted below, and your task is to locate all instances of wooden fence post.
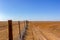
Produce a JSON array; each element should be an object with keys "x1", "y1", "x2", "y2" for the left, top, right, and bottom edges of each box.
[
  {"x1": 8, "y1": 20, "x2": 13, "y2": 40},
  {"x1": 25, "y1": 20, "x2": 29, "y2": 27},
  {"x1": 18, "y1": 21, "x2": 21, "y2": 39}
]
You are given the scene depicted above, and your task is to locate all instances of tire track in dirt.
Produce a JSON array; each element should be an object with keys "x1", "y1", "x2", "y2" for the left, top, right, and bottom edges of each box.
[{"x1": 32, "y1": 26, "x2": 48, "y2": 40}]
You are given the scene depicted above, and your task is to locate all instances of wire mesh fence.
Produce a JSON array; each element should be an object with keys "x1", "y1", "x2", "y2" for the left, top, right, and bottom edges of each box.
[
  {"x1": 0, "y1": 20, "x2": 20, "y2": 40},
  {"x1": 0, "y1": 20, "x2": 29, "y2": 40}
]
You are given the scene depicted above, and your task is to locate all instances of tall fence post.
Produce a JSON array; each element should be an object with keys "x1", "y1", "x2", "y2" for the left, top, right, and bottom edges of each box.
[{"x1": 8, "y1": 20, "x2": 13, "y2": 40}]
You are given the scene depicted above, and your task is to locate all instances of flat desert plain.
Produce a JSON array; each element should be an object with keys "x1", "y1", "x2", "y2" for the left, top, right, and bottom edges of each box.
[{"x1": 0, "y1": 21, "x2": 60, "y2": 40}]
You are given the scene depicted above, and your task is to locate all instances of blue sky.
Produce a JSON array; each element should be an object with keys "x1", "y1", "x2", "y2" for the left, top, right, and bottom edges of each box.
[{"x1": 0, "y1": 0, "x2": 60, "y2": 21}]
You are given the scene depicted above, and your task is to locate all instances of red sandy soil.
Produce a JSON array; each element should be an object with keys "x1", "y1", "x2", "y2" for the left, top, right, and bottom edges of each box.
[{"x1": 0, "y1": 21, "x2": 60, "y2": 40}]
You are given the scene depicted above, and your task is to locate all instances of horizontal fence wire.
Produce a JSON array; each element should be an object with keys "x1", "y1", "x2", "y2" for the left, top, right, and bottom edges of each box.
[
  {"x1": 0, "y1": 21, "x2": 21, "y2": 40},
  {"x1": 0, "y1": 21, "x2": 29, "y2": 40},
  {"x1": 0, "y1": 24, "x2": 19, "y2": 27}
]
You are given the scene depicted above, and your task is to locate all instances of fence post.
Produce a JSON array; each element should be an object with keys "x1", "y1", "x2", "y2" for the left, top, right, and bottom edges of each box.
[
  {"x1": 25, "y1": 20, "x2": 29, "y2": 27},
  {"x1": 18, "y1": 21, "x2": 21, "y2": 39},
  {"x1": 8, "y1": 20, "x2": 13, "y2": 40}
]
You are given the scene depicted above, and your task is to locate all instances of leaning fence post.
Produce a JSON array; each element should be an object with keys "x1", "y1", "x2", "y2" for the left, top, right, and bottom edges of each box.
[{"x1": 8, "y1": 20, "x2": 13, "y2": 40}]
